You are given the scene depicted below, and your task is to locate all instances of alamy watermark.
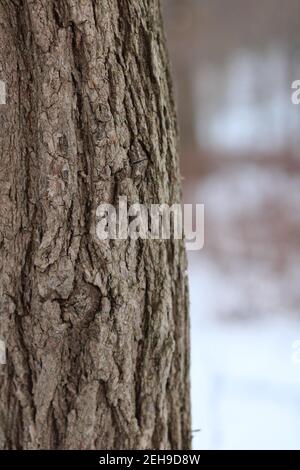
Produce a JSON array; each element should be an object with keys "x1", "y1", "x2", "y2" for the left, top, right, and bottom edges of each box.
[
  {"x1": 96, "y1": 197, "x2": 204, "y2": 251},
  {"x1": 0, "y1": 80, "x2": 6, "y2": 104},
  {"x1": 0, "y1": 339, "x2": 6, "y2": 365},
  {"x1": 291, "y1": 80, "x2": 300, "y2": 105},
  {"x1": 0, "y1": 79, "x2": 203, "y2": 250}
]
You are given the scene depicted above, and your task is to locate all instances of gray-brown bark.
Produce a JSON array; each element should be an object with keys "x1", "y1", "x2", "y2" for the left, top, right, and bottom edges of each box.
[{"x1": 0, "y1": 0, "x2": 190, "y2": 450}]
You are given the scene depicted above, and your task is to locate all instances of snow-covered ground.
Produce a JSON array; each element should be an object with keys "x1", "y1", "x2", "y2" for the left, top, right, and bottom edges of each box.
[
  {"x1": 188, "y1": 165, "x2": 300, "y2": 449},
  {"x1": 189, "y1": 257, "x2": 300, "y2": 450}
]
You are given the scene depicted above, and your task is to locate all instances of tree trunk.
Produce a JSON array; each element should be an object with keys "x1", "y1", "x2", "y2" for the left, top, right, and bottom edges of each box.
[{"x1": 0, "y1": 0, "x2": 190, "y2": 450}]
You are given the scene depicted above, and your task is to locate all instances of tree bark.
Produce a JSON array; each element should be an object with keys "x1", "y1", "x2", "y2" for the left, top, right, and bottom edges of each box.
[{"x1": 0, "y1": 0, "x2": 190, "y2": 450}]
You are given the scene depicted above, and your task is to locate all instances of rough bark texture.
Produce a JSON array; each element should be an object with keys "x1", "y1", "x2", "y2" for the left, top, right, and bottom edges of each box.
[{"x1": 0, "y1": 0, "x2": 190, "y2": 449}]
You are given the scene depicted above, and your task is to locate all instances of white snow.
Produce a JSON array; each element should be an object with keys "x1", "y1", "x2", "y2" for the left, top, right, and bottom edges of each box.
[
  {"x1": 190, "y1": 257, "x2": 300, "y2": 450},
  {"x1": 188, "y1": 165, "x2": 300, "y2": 449}
]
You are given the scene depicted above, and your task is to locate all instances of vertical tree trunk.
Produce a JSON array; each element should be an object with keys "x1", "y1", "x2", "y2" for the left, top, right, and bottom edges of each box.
[{"x1": 0, "y1": 0, "x2": 190, "y2": 450}]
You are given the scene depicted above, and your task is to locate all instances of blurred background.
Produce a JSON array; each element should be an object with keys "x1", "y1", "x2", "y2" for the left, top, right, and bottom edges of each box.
[{"x1": 163, "y1": 0, "x2": 300, "y2": 450}]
